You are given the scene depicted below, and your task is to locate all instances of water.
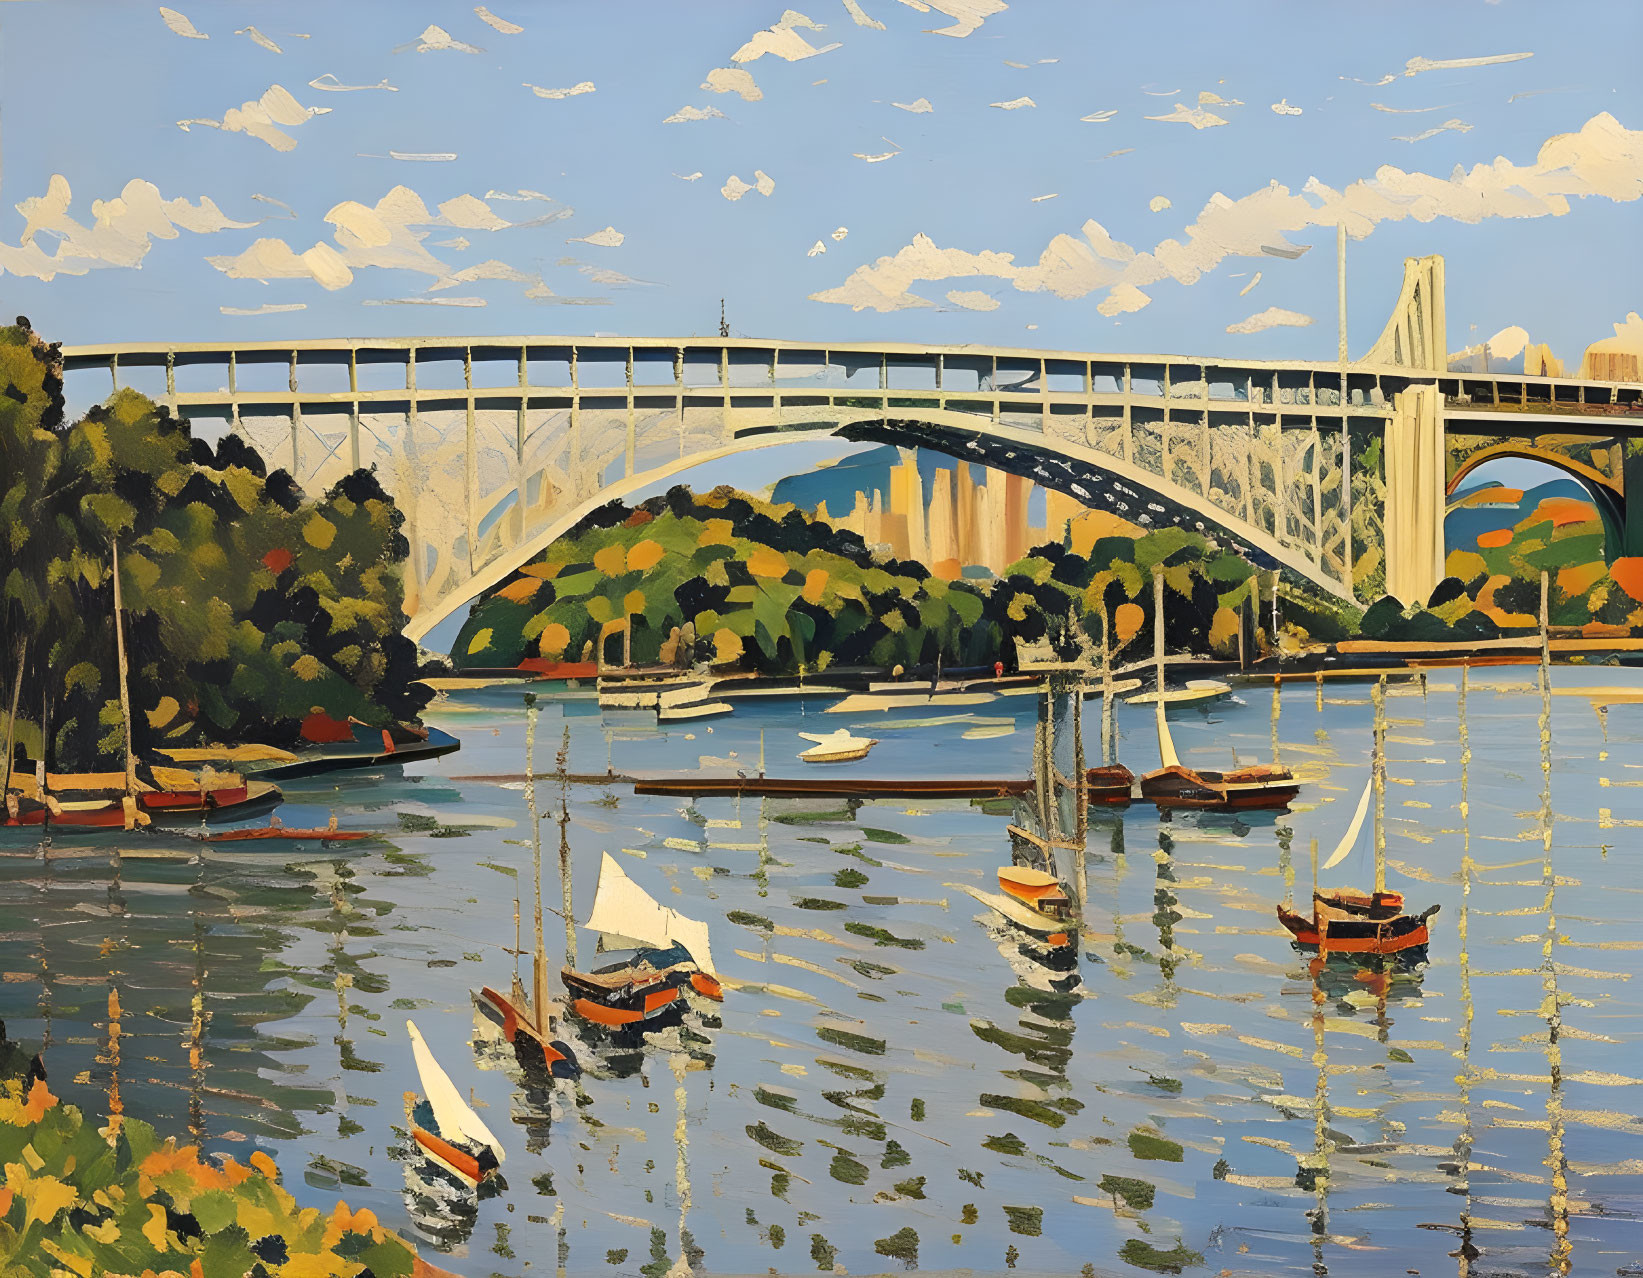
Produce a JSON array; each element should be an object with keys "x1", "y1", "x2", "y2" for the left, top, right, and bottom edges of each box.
[{"x1": 3, "y1": 668, "x2": 1642, "y2": 1277}]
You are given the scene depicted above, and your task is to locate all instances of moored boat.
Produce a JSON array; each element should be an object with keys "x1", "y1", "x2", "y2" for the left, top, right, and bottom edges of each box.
[
  {"x1": 1276, "y1": 689, "x2": 1439, "y2": 956},
  {"x1": 797, "y1": 729, "x2": 878, "y2": 763},
  {"x1": 1136, "y1": 571, "x2": 1295, "y2": 811},
  {"x1": 565, "y1": 851, "x2": 723, "y2": 1027},
  {"x1": 406, "y1": 1019, "x2": 505, "y2": 1185},
  {"x1": 997, "y1": 865, "x2": 1072, "y2": 919},
  {"x1": 954, "y1": 882, "x2": 1074, "y2": 947},
  {"x1": 1084, "y1": 763, "x2": 1135, "y2": 805},
  {"x1": 3, "y1": 767, "x2": 281, "y2": 830}
]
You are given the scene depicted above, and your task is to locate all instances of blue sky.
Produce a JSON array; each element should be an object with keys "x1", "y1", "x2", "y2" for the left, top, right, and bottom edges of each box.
[{"x1": 2, "y1": 0, "x2": 1639, "y2": 367}]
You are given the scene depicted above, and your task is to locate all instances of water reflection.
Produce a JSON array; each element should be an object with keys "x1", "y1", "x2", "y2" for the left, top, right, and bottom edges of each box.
[{"x1": 0, "y1": 667, "x2": 1640, "y2": 1275}]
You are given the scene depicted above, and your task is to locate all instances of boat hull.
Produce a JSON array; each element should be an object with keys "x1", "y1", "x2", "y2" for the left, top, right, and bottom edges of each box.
[
  {"x1": 1276, "y1": 903, "x2": 1436, "y2": 955},
  {"x1": 474, "y1": 986, "x2": 580, "y2": 1079},
  {"x1": 1084, "y1": 764, "x2": 1135, "y2": 805},
  {"x1": 1139, "y1": 764, "x2": 1298, "y2": 811}
]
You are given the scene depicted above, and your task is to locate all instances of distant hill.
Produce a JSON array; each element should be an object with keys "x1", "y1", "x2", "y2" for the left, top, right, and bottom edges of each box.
[{"x1": 1446, "y1": 477, "x2": 1596, "y2": 555}]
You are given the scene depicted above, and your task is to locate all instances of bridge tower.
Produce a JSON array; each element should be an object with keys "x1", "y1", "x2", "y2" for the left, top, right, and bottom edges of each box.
[{"x1": 1366, "y1": 255, "x2": 1449, "y2": 605}]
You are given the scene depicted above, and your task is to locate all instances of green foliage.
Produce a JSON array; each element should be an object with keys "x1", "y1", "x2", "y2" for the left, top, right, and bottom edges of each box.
[
  {"x1": 0, "y1": 325, "x2": 433, "y2": 767},
  {"x1": 0, "y1": 1077, "x2": 421, "y2": 1277}
]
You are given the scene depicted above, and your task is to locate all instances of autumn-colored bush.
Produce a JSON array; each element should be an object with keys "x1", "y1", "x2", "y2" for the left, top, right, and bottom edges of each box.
[{"x1": 0, "y1": 1077, "x2": 424, "y2": 1277}]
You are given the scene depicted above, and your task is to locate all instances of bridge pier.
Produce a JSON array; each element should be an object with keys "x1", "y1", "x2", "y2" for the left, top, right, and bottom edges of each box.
[
  {"x1": 1624, "y1": 438, "x2": 1643, "y2": 558},
  {"x1": 1384, "y1": 386, "x2": 1446, "y2": 607}
]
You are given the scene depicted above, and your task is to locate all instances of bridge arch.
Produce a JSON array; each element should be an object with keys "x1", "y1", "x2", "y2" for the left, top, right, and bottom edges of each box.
[
  {"x1": 409, "y1": 406, "x2": 1355, "y2": 642},
  {"x1": 1444, "y1": 444, "x2": 1626, "y2": 562}
]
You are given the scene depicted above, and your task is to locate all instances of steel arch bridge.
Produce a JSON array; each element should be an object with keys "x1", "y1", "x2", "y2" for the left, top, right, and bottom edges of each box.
[{"x1": 60, "y1": 256, "x2": 1643, "y2": 640}]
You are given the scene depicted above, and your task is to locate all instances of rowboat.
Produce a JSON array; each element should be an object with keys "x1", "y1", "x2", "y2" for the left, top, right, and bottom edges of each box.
[
  {"x1": 657, "y1": 700, "x2": 734, "y2": 722},
  {"x1": 197, "y1": 815, "x2": 371, "y2": 843},
  {"x1": 406, "y1": 1019, "x2": 505, "y2": 1186},
  {"x1": 1124, "y1": 678, "x2": 1232, "y2": 707},
  {"x1": 997, "y1": 865, "x2": 1072, "y2": 919},
  {"x1": 797, "y1": 729, "x2": 878, "y2": 763},
  {"x1": 1084, "y1": 763, "x2": 1135, "y2": 805},
  {"x1": 955, "y1": 882, "x2": 1074, "y2": 946},
  {"x1": 3, "y1": 769, "x2": 282, "y2": 829}
]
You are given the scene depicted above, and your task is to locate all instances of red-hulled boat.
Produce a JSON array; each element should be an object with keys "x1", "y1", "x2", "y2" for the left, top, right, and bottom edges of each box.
[{"x1": 1084, "y1": 763, "x2": 1135, "y2": 806}]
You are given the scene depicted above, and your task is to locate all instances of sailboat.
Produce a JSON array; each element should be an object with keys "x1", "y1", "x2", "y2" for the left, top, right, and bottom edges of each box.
[
  {"x1": 1136, "y1": 570, "x2": 1297, "y2": 810},
  {"x1": 564, "y1": 852, "x2": 723, "y2": 1027},
  {"x1": 1277, "y1": 692, "x2": 1439, "y2": 954},
  {"x1": 473, "y1": 696, "x2": 580, "y2": 1079},
  {"x1": 3, "y1": 541, "x2": 281, "y2": 832},
  {"x1": 405, "y1": 1019, "x2": 505, "y2": 1185}
]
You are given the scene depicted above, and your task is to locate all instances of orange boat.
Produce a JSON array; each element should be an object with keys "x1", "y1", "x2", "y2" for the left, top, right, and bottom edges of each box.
[
  {"x1": 1278, "y1": 891, "x2": 1438, "y2": 954},
  {"x1": 406, "y1": 1020, "x2": 504, "y2": 1186},
  {"x1": 997, "y1": 865, "x2": 1072, "y2": 919}
]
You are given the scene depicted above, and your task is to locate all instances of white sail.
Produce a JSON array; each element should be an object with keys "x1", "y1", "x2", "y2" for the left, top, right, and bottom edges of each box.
[
  {"x1": 1154, "y1": 702, "x2": 1180, "y2": 769},
  {"x1": 407, "y1": 1020, "x2": 504, "y2": 1160},
  {"x1": 583, "y1": 851, "x2": 717, "y2": 975},
  {"x1": 1320, "y1": 778, "x2": 1374, "y2": 871}
]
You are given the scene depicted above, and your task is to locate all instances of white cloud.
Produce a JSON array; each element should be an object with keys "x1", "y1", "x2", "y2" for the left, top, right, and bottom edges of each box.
[
  {"x1": 1394, "y1": 118, "x2": 1473, "y2": 143},
  {"x1": 475, "y1": 6, "x2": 523, "y2": 34},
  {"x1": 674, "y1": 171, "x2": 704, "y2": 182},
  {"x1": 177, "y1": 84, "x2": 331, "y2": 152},
  {"x1": 1081, "y1": 109, "x2": 1117, "y2": 123},
  {"x1": 1227, "y1": 306, "x2": 1313, "y2": 334},
  {"x1": 1370, "y1": 101, "x2": 1449, "y2": 114},
  {"x1": 525, "y1": 81, "x2": 596, "y2": 99},
  {"x1": 398, "y1": 25, "x2": 484, "y2": 54},
  {"x1": 1149, "y1": 195, "x2": 1171, "y2": 212},
  {"x1": 1031, "y1": 193, "x2": 1058, "y2": 202},
  {"x1": 808, "y1": 240, "x2": 827, "y2": 256},
  {"x1": 1238, "y1": 271, "x2": 1262, "y2": 295},
  {"x1": 854, "y1": 147, "x2": 900, "y2": 162},
  {"x1": 430, "y1": 259, "x2": 539, "y2": 291},
  {"x1": 722, "y1": 171, "x2": 776, "y2": 201},
  {"x1": 210, "y1": 238, "x2": 355, "y2": 290},
  {"x1": 832, "y1": 226, "x2": 849, "y2": 240},
  {"x1": 1403, "y1": 51, "x2": 1531, "y2": 76},
  {"x1": 386, "y1": 152, "x2": 458, "y2": 162},
  {"x1": 664, "y1": 105, "x2": 726, "y2": 123},
  {"x1": 309, "y1": 73, "x2": 398, "y2": 92},
  {"x1": 945, "y1": 289, "x2": 999, "y2": 310},
  {"x1": 1198, "y1": 91, "x2": 1243, "y2": 107},
  {"x1": 990, "y1": 96, "x2": 1036, "y2": 110},
  {"x1": 842, "y1": 0, "x2": 885, "y2": 29},
  {"x1": 568, "y1": 226, "x2": 625, "y2": 247},
  {"x1": 1146, "y1": 102, "x2": 1228, "y2": 129},
  {"x1": 159, "y1": 7, "x2": 207, "y2": 39},
  {"x1": 206, "y1": 185, "x2": 523, "y2": 293},
  {"x1": 221, "y1": 302, "x2": 307, "y2": 316},
  {"x1": 0, "y1": 175, "x2": 254, "y2": 282},
  {"x1": 809, "y1": 114, "x2": 1643, "y2": 319},
  {"x1": 1096, "y1": 283, "x2": 1150, "y2": 316},
  {"x1": 893, "y1": 97, "x2": 933, "y2": 113},
  {"x1": 236, "y1": 26, "x2": 281, "y2": 53},
  {"x1": 1271, "y1": 99, "x2": 1303, "y2": 116},
  {"x1": 906, "y1": 0, "x2": 1007, "y2": 38},
  {"x1": 732, "y1": 11, "x2": 842, "y2": 63},
  {"x1": 703, "y1": 67, "x2": 762, "y2": 101},
  {"x1": 364, "y1": 296, "x2": 488, "y2": 307}
]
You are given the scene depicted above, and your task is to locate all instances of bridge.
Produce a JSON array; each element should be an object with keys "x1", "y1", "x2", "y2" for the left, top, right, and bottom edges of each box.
[{"x1": 60, "y1": 256, "x2": 1643, "y2": 642}]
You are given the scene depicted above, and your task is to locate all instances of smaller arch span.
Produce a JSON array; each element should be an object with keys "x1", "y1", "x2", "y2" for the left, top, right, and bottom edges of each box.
[{"x1": 1443, "y1": 444, "x2": 1626, "y2": 563}]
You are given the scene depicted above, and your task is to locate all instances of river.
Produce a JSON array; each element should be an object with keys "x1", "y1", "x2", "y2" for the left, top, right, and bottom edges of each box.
[{"x1": 2, "y1": 666, "x2": 1641, "y2": 1277}]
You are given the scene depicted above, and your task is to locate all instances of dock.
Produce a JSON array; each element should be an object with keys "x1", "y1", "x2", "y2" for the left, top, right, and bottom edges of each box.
[{"x1": 630, "y1": 776, "x2": 1035, "y2": 799}]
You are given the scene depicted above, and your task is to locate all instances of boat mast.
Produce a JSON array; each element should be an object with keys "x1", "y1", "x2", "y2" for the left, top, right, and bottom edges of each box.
[
  {"x1": 1372, "y1": 675, "x2": 1386, "y2": 894},
  {"x1": 2, "y1": 638, "x2": 24, "y2": 800},
  {"x1": 111, "y1": 540, "x2": 136, "y2": 796},
  {"x1": 1152, "y1": 566, "x2": 1168, "y2": 753},
  {"x1": 524, "y1": 693, "x2": 547, "y2": 1033}
]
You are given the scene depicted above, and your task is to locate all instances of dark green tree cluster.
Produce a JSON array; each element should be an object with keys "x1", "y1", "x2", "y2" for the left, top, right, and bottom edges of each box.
[
  {"x1": 0, "y1": 321, "x2": 433, "y2": 770},
  {"x1": 455, "y1": 484, "x2": 1352, "y2": 675}
]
